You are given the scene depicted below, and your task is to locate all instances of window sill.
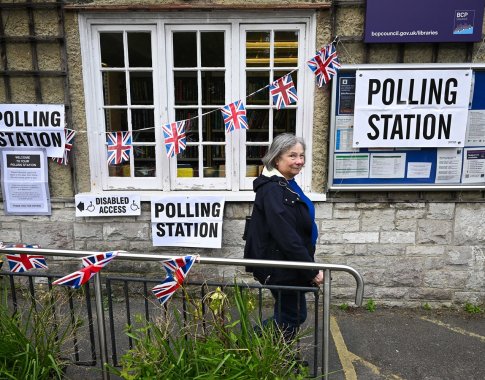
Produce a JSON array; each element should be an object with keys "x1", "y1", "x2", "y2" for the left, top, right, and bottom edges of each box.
[{"x1": 73, "y1": 190, "x2": 327, "y2": 202}]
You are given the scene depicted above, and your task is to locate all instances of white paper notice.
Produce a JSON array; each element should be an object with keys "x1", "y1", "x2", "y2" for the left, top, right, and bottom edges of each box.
[
  {"x1": 462, "y1": 147, "x2": 485, "y2": 183},
  {"x1": 369, "y1": 153, "x2": 406, "y2": 178},
  {"x1": 335, "y1": 116, "x2": 356, "y2": 152},
  {"x1": 435, "y1": 148, "x2": 463, "y2": 183},
  {"x1": 465, "y1": 110, "x2": 485, "y2": 146},
  {"x1": 0, "y1": 148, "x2": 51, "y2": 215},
  {"x1": 334, "y1": 153, "x2": 369, "y2": 179},
  {"x1": 407, "y1": 162, "x2": 431, "y2": 178}
]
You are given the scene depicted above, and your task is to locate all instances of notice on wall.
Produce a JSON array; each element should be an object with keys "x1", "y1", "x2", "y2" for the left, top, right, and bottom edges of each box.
[
  {"x1": 462, "y1": 147, "x2": 485, "y2": 183},
  {"x1": 335, "y1": 116, "x2": 355, "y2": 152},
  {"x1": 354, "y1": 69, "x2": 472, "y2": 148},
  {"x1": 334, "y1": 153, "x2": 369, "y2": 179},
  {"x1": 465, "y1": 110, "x2": 485, "y2": 146},
  {"x1": 369, "y1": 153, "x2": 406, "y2": 178},
  {"x1": 75, "y1": 194, "x2": 141, "y2": 217},
  {"x1": 0, "y1": 148, "x2": 51, "y2": 215},
  {"x1": 0, "y1": 104, "x2": 65, "y2": 158},
  {"x1": 151, "y1": 195, "x2": 225, "y2": 248},
  {"x1": 435, "y1": 148, "x2": 463, "y2": 183}
]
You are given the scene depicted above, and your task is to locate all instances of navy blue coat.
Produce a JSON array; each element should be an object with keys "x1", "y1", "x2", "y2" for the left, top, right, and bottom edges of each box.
[{"x1": 244, "y1": 174, "x2": 318, "y2": 286}]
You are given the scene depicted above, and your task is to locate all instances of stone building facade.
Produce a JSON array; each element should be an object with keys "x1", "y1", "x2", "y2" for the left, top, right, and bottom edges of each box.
[{"x1": 0, "y1": 1, "x2": 484, "y2": 307}]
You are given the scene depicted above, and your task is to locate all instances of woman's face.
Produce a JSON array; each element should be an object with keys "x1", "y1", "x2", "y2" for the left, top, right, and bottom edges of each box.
[{"x1": 275, "y1": 143, "x2": 305, "y2": 180}]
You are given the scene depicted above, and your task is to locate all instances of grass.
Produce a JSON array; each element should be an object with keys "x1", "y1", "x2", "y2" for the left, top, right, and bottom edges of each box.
[{"x1": 107, "y1": 284, "x2": 310, "y2": 379}]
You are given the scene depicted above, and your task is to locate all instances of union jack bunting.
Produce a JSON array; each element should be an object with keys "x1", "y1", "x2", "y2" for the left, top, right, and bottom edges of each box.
[
  {"x1": 270, "y1": 74, "x2": 298, "y2": 109},
  {"x1": 106, "y1": 131, "x2": 132, "y2": 165},
  {"x1": 221, "y1": 100, "x2": 249, "y2": 133},
  {"x1": 162, "y1": 121, "x2": 187, "y2": 158},
  {"x1": 6, "y1": 253, "x2": 48, "y2": 273},
  {"x1": 3, "y1": 243, "x2": 46, "y2": 273},
  {"x1": 53, "y1": 264, "x2": 103, "y2": 289},
  {"x1": 82, "y1": 251, "x2": 119, "y2": 268},
  {"x1": 307, "y1": 43, "x2": 341, "y2": 87},
  {"x1": 152, "y1": 255, "x2": 198, "y2": 305},
  {"x1": 52, "y1": 128, "x2": 76, "y2": 165},
  {"x1": 162, "y1": 255, "x2": 197, "y2": 276}
]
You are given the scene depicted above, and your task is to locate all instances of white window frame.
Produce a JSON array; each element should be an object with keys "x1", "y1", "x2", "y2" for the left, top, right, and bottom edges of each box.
[{"x1": 79, "y1": 11, "x2": 317, "y2": 198}]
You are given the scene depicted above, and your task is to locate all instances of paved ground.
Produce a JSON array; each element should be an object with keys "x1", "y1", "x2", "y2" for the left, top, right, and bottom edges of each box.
[{"x1": 64, "y1": 306, "x2": 484, "y2": 379}]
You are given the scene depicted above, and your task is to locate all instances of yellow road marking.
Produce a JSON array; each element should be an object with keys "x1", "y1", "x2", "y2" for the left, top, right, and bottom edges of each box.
[
  {"x1": 420, "y1": 316, "x2": 485, "y2": 343},
  {"x1": 330, "y1": 315, "x2": 405, "y2": 380},
  {"x1": 330, "y1": 315, "x2": 357, "y2": 380}
]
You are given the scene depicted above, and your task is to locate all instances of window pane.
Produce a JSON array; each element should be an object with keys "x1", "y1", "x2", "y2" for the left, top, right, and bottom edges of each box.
[
  {"x1": 201, "y1": 32, "x2": 224, "y2": 67},
  {"x1": 130, "y1": 72, "x2": 153, "y2": 105},
  {"x1": 134, "y1": 145, "x2": 156, "y2": 177},
  {"x1": 203, "y1": 145, "x2": 225, "y2": 178},
  {"x1": 202, "y1": 71, "x2": 225, "y2": 105},
  {"x1": 178, "y1": 146, "x2": 199, "y2": 177},
  {"x1": 246, "y1": 71, "x2": 269, "y2": 105},
  {"x1": 104, "y1": 109, "x2": 128, "y2": 132},
  {"x1": 173, "y1": 32, "x2": 197, "y2": 67},
  {"x1": 246, "y1": 145, "x2": 265, "y2": 177},
  {"x1": 202, "y1": 110, "x2": 224, "y2": 142},
  {"x1": 100, "y1": 32, "x2": 124, "y2": 67},
  {"x1": 175, "y1": 109, "x2": 199, "y2": 142},
  {"x1": 132, "y1": 109, "x2": 154, "y2": 142},
  {"x1": 128, "y1": 32, "x2": 152, "y2": 67},
  {"x1": 246, "y1": 109, "x2": 269, "y2": 142},
  {"x1": 274, "y1": 31, "x2": 298, "y2": 67},
  {"x1": 273, "y1": 109, "x2": 296, "y2": 134},
  {"x1": 109, "y1": 163, "x2": 131, "y2": 177},
  {"x1": 103, "y1": 72, "x2": 127, "y2": 105},
  {"x1": 174, "y1": 71, "x2": 198, "y2": 105},
  {"x1": 246, "y1": 31, "x2": 270, "y2": 67}
]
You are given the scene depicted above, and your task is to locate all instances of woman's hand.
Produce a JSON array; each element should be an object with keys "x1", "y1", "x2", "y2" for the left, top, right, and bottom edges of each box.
[{"x1": 312, "y1": 270, "x2": 324, "y2": 286}]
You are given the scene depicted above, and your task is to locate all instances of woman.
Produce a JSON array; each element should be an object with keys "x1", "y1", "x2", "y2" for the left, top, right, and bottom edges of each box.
[{"x1": 244, "y1": 133, "x2": 323, "y2": 341}]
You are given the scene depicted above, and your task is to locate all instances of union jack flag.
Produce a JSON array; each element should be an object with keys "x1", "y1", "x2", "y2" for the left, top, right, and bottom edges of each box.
[
  {"x1": 2, "y1": 243, "x2": 46, "y2": 273},
  {"x1": 106, "y1": 131, "x2": 132, "y2": 165},
  {"x1": 270, "y1": 74, "x2": 298, "y2": 109},
  {"x1": 221, "y1": 100, "x2": 249, "y2": 133},
  {"x1": 82, "y1": 251, "x2": 118, "y2": 268},
  {"x1": 162, "y1": 121, "x2": 187, "y2": 158},
  {"x1": 152, "y1": 255, "x2": 197, "y2": 305},
  {"x1": 6, "y1": 254, "x2": 47, "y2": 273},
  {"x1": 307, "y1": 43, "x2": 341, "y2": 87},
  {"x1": 52, "y1": 128, "x2": 76, "y2": 165},
  {"x1": 53, "y1": 264, "x2": 103, "y2": 289}
]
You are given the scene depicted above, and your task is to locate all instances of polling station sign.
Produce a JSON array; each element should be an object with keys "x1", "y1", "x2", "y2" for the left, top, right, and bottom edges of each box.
[
  {"x1": 151, "y1": 195, "x2": 225, "y2": 248},
  {"x1": 0, "y1": 104, "x2": 66, "y2": 158},
  {"x1": 353, "y1": 69, "x2": 472, "y2": 149},
  {"x1": 75, "y1": 194, "x2": 141, "y2": 217}
]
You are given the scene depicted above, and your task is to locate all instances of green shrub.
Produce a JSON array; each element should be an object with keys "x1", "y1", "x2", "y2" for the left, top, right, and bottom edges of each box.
[
  {"x1": 0, "y1": 283, "x2": 81, "y2": 379},
  {"x1": 365, "y1": 298, "x2": 376, "y2": 312},
  {"x1": 108, "y1": 285, "x2": 309, "y2": 379},
  {"x1": 464, "y1": 302, "x2": 483, "y2": 314}
]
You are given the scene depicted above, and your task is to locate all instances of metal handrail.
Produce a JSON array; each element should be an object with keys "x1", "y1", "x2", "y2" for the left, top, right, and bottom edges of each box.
[{"x1": 0, "y1": 247, "x2": 365, "y2": 379}]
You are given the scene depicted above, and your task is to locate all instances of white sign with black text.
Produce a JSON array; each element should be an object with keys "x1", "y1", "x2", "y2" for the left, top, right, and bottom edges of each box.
[
  {"x1": 75, "y1": 194, "x2": 141, "y2": 217},
  {"x1": 0, "y1": 104, "x2": 65, "y2": 158},
  {"x1": 0, "y1": 148, "x2": 51, "y2": 215},
  {"x1": 151, "y1": 195, "x2": 225, "y2": 248},
  {"x1": 354, "y1": 70, "x2": 472, "y2": 148}
]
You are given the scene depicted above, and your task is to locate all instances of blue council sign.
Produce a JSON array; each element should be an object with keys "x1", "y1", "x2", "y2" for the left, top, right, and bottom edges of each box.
[{"x1": 364, "y1": 0, "x2": 485, "y2": 43}]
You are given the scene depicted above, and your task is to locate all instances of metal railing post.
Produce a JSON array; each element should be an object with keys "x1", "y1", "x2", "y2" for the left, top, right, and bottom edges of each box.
[
  {"x1": 322, "y1": 268, "x2": 331, "y2": 377},
  {"x1": 93, "y1": 273, "x2": 109, "y2": 380}
]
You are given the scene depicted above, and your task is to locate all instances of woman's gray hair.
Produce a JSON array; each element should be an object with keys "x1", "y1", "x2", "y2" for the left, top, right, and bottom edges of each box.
[{"x1": 262, "y1": 133, "x2": 306, "y2": 170}]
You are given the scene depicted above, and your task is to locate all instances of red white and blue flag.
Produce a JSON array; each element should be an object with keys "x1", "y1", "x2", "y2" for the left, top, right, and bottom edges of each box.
[
  {"x1": 52, "y1": 128, "x2": 76, "y2": 165},
  {"x1": 221, "y1": 100, "x2": 249, "y2": 133},
  {"x1": 270, "y1": 74, "x2": 298, "y2": 109},
  {"x1": 162, "y1": 121, "x2": 187, "y2": 158},
  {"x1": 152, "y1": 255, "x2": 197, "y2": 305},
  {"x1": 307, "y1": 43, "x2": 341, "y2": 87},
  {"x1": 53, "y1": 264, "x2": 103, "y2": 289},
  {"x1": 82, "y1": 251, "x2": 118, "y2": 268},
  {"x1": 2, "y1": 243, "x2": 46, "y2": 273},
  {"x1": 106, "y1": 131, "x2": 132, "y2": 165}
]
